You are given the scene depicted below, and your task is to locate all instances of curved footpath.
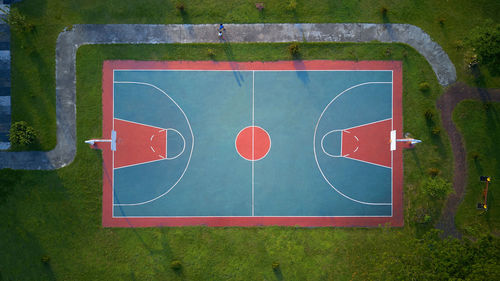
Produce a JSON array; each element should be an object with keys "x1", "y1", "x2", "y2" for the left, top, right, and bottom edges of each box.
[
  {"x1": 0, "y1": 23, "x2": 456, "y2": 169},
  {"x1": 435, "y1": 83, "x2": 500, "y2": 238}
]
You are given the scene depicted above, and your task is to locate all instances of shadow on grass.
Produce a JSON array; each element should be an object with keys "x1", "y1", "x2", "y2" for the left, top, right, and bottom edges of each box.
[
  {"x1": 410, "y1": 149, "x2": 423, "y2": 174},
  {"x1": 273, "y1": 267, "x2": 284, "y2": 280}
]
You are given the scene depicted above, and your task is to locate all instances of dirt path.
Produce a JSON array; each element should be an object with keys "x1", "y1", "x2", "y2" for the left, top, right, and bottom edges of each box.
[{"x1": 436, "y1": 82, "x2": 500, "y2": 238}]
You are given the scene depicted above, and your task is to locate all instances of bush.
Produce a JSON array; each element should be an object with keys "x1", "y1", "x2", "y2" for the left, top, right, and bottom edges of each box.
[
  {"x1": 175, "y1": 2, "x2": 185, "y2": 11},
  {"x1": 0, "y1": 7, "x2": 34, "y2": 32},
  {"x1": 431, "y1": 127, "x2": 441, "y2": 135},
  {"x1": 286, "y1": 0, "x2": 297, "y2": 11},
  {"x1": 422, "y1": 177, "x2": 451, "y2": 199},
  {"x1": 466, "y1": 21, "x2": 500, "y2": 74},
  {"x1": 424, "y1": 109, "x2": 434, "y2": 120},
  {"x1": 272, "y1": 261, "x2": 280, "y2": 270},
  {"x1": 9, "y1": 121, "x2": 36, "y2": 145},
  {"x1": 170, "y1": 260, "x2": 182, "y2": 270},
  {"x1": 427, "y1": 168, "x2": 440, "y2": 177},
  {"x1": 419, "y1": 82, "x2": 431, "y2": 92},
  {"x1": 41, "y1": 255, "x2": 50, "y2": 264},
  {"x1": 384, "y1": 47, "x2": 392, "y2": 57},
  {"x1": 381, "y1": 7, "x2": 388, "y2": 15},
  {"x1": 207, "y1": 48, "x2": 215, "y2": 58},
  {"x1": 288, "y1": 42, "x2": 300, "y2": 57}
]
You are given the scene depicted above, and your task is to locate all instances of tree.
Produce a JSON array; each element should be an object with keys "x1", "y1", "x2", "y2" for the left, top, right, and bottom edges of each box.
[{"x1": 466, "y1": 21, "x2": 500, "y2": 75}]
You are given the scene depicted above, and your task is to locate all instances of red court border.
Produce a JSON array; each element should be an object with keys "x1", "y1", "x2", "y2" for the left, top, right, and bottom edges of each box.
[{"x1": 101, "y1": 60, "x2": 403, "y2": 227}]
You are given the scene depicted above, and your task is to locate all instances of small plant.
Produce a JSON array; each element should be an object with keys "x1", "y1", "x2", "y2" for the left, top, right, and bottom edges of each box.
[
  {"x1": 402, "y1": 49, "x2": 408, "y2": 58},
  {"x1": 419, "y1": 82, "x2": 430, "y2": 92},
  {"x1": 431, "y1": 126, "x2": 441, "y2": 135},
  {"x1": 438, "y1": 17, "x2": 446, "y2": 26},
  {"x1": 288, "y1": 42, "x2": 300, "y2": 57},
  {"x1": 175, "y1": 2, "x2": 185, "y2": 12},
  {"x1": 414, "y1": 208, "x2": 433, "y2": 224},
  {"x1": 286, "y1": 0, "x2": 297, "y2": 11},
  {"x1": 483, "y1": 102, "x2": 492, "y2": 110},
  {"x1": 41, "y1": 255, "x2": 50, "y2": 264},
  {"x1": 381, "y1": 6, "x2": 388, "y2": 16},
  {"x1": 384, "y1": 47, "x2": 392, "y2": 57},
  {"x1": 9, "y1": 121, "x2": 37, "y2": 145},
  {"x1": 0, "y1": 7, "x2": 34, "y2": 32},
  {"x1": 272, "y1": 261, "x2": 280, "y2": 270},
  {"x1": 422, "y1": 176, "x2": 451, "y2": 199},
  {"x1": 455, "y1": 40, "x2": 464, "y2": 50},
  {"x1": 170, "y1": 260, "x2": 182, "y2": 270},
  {"x1": 255, "y1": 3, "x2": 265, "y2": 12},
  {"x1": 470, "y1": 151, "x2": 480, "y2": 160},
  {"x1": 207, "y1": 48, "x2": 216, "y2": 58},
  {"x1": 427, "y1": 168, "x2": 440, "y2": 177},
  {"x1": 464, "y1": 50, "x2": 479, "y2": 70},
  {"x1": 424, "y1": 109, "x2": 434, "y2": 120}
]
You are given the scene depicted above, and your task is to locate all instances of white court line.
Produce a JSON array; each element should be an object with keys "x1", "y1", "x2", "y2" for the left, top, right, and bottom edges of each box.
[
  {"x1": 114, "y1": 117, "x2": 167, "y2": 131},
  {"x1": 150, "y1": 146, "x2": 155, "y2": 153},
  {"x1": 113, "y1": 214, "x2": 392, "y2": 218},
  {"x1": 116, "y1": 69, "x2": 393, "y2": 72},
  {"x1": 252, "y1": 71, "x2": 255, "y2": 217},
  {"x1": 165, "y1": 128, "x2": 186, "y2": 160},
  {"x1": 113, "y1": 81, "x2": 194, "y2": 206},
  {"x1": 313, "y1": 81, "x2": 393, "y2": 206}
]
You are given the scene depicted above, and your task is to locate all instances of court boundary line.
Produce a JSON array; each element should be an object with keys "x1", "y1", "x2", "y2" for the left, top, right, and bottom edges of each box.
[
  {"x1": 103, "y1": 60, "x2": 403, "y2": 227},
  {"x1": 111, "y1": 81, "x2": 195, "y2": 207},
  {"x1": 313, "y1": 82, "x2": 393, "y2": 206}
]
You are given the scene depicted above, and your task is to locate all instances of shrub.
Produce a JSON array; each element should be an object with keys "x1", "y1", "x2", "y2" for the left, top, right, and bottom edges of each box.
[
  {"x1": 384, "y1": 47, "x2": 392, "y2": 57},
  {"x1": 431, "y1": 127, "x2": 441, "y2": 135},
  {"x1": 41, "y1": 255, "x2": 50, "y2": 264},
  {"x1": 438, "y1": 17, "x2": 446, "y2": 26},
  {"x1": 207, "y1": 48, "x2": 215, "y2": 58},
  {"x1": 272, "y1": 261, "x2": 280, "y2": 270},
  {"x1": 286, "y1": 0, "x2": 297, "y2": 11},
  {"x1": 0, "y1": 7, "x2": 34, "y2": 32},
  {"x1": 414, "y1": 208, "x2": 433, "y2": 224},
  {"x1": 288, "y1": 42, "x2": 300, "y2": 57},
  {"x1": 175, "y1": 2, "x2": 185, "y2": 11},
  {"x1": 422, "y1": 177, "x2": 452, "y2": 199},
  {"x1": 381, "y1": 7, "x2": 388, "y2": 15},
  {"x1": 419, "y1": 82, "x2": 430, "y2": 92},
  {"x1": 427, "y1": 168, "x2": 440, "y2": 177},
  {"x1": 170, "y1": 260, "x2": 182, "y2": 270},
  {"x1": 9, "y1": 121, "x2": 36, "y2": 145},
  {"x1": 424, "y1": 109, "x2": 434, "y2": 120}
]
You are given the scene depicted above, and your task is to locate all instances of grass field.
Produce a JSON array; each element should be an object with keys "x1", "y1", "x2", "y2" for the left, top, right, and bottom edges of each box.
[
  {"x1": 0, "y1": 42, "x2": 460, "y2": 279},
  {"x1": 9, "y1": 0, "x2": 500, "y2": 150},
  {"x1": 454, "y1": 100, "x2": 500, "y2": 237},
  {"x1": 1, "y1": 0, "x2": 500, "y2": 279}
]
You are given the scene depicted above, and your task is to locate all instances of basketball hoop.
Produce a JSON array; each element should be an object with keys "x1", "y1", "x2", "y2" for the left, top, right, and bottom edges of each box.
[{"x1": 85, "y1": 130, "x2": 116, "y2": 151}]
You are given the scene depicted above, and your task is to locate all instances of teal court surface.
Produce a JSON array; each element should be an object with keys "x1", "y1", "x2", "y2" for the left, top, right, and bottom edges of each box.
[{"x1": 98, "y1": 60, "x2": 403, "y2": 227}]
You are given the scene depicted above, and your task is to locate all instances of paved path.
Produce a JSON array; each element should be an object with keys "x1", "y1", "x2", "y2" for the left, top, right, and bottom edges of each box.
[{"x1": 0, "y1": 23, "x2": 456, "y2": 169}]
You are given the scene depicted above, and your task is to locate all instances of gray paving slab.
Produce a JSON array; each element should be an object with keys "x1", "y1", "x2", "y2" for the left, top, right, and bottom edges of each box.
[{"x1": 0, "y1": 23, "x2": 457, "y2": 170}]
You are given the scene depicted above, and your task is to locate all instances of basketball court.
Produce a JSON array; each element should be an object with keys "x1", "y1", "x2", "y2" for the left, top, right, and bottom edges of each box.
[{"x1": 96, "y1": 60, "x2": 403, "y2": 227}]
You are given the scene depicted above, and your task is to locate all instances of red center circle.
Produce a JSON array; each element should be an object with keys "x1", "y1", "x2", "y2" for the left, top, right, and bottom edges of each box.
[{"x1": 235, "y1": 126, "x2": 271, "y2": 161}]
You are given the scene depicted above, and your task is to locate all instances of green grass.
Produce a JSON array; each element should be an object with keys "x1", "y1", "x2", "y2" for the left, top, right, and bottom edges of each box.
[
  {"x1": 8, "y1": 0, "x2": 500, "y2": 150},
  {"x1": 454, "y1": 100, "x2": 500, "y2": 237},
  {"x1": 2, "y1": 0, "x2": 500, "y2": 279},
  {"x1": 0, "y1": 42, "x2": 459, "y2": 280}
]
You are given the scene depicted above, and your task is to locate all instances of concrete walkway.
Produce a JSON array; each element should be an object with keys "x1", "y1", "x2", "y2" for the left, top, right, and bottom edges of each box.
[{"x1": 0, "y1": 23, "x2": 456, "y2": 169}]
